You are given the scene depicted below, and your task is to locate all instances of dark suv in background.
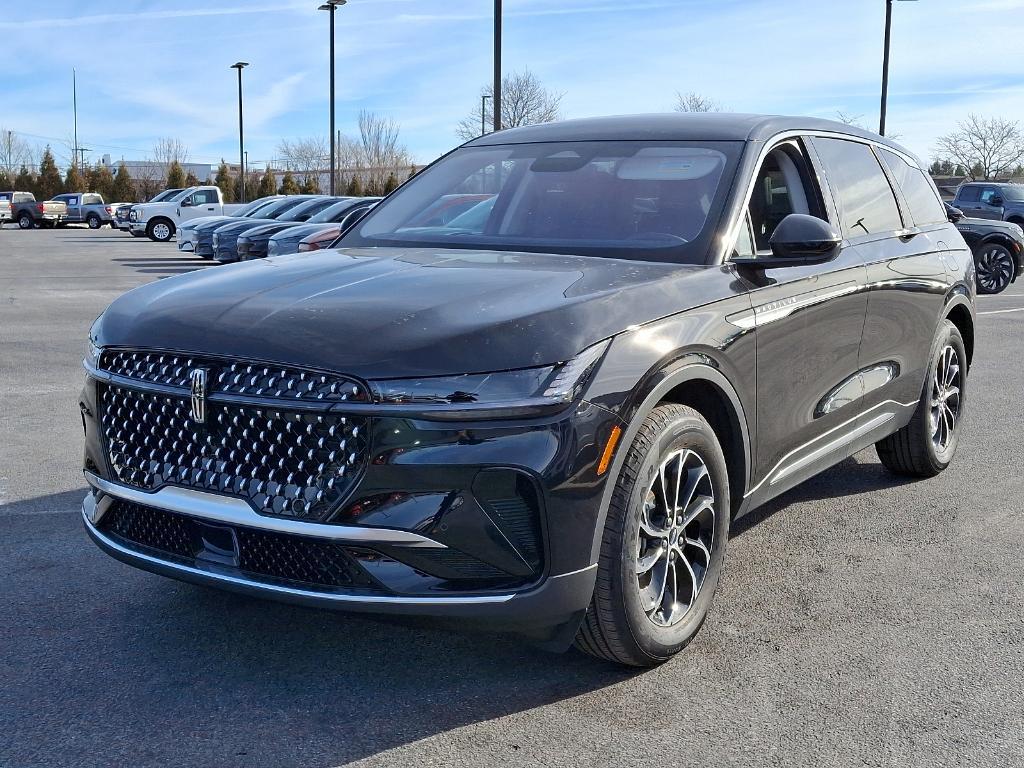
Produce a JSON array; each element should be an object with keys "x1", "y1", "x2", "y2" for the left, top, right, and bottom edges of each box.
[
  {"x1": 946, "y1": 203, "x2": 1023, "y2": 293},
  {"x1": 81, "y1": 114, "x2": 974, "y2": 667}
]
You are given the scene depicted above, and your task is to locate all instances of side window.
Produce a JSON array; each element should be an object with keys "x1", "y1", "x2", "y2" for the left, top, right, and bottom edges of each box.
[
  {"x1": 979, "y1": 187, "x2": 998, "y2": 205},
  {"x1": 957, "y1": 185, "x2": 981, "y2": 203},
  {"x1": 813, "y1": 138, "x2": 903, "y2": 237},
  {"x1": 192, "y1": 190, "x2": 215, "y2": 205},
  {"x1": 880, "y1": 150, "x2": 947, "y2": 226},
  {"x1": 745, "y1": 141, "x2": 825, "y2": 253}
]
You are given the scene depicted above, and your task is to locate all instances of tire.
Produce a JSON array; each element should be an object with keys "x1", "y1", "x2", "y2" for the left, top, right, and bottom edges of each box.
[
  {"x1": 575, "y1": 404, "x2": 731, "y2": 667},
  {"x1": 87, "y1": 214, "x2": 101, "y2": 229},
  {"x1": 974, "y1": 243, "x2": 1015, "y2": 294},
  {"x1": 876, "y1": 320, "x2": 967, "y2": 477},
  {"x1": 17, "y1": 213, "x2": 33, "y2": 229},
  {"x1": 130, "y1": 230, "x2": 145, "y2": 238},
  {"x1": 147, "y1": 219, "x2": 174, "y2": 242}
]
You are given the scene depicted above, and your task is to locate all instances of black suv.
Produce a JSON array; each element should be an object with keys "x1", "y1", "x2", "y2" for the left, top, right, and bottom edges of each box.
[{"x1": 80, "y1": 115, "x2": 975, "y2": 666}]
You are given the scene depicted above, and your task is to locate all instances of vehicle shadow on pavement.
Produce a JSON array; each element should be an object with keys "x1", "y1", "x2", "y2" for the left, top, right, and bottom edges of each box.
[
  {"x1": 1, "y1": 492, "x2": 634, "y2": 768},
  {"x1": 730, "y1": 452, "x2": 917, "y2": 538}
]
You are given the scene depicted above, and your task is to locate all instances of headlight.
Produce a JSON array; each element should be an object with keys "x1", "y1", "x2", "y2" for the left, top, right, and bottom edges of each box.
[
  {"x1": 370, "y1": 340, "x2": 609, "y2": 414},
  {"x1": 84, "y1": 337, "x2": 102, "y2": 369}
]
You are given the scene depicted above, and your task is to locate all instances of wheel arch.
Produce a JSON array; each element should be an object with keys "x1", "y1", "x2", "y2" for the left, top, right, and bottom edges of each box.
[
  {"x1": 586, "y1": 362, "x2": 752, "y2": 566},
  {"x1": 943, "y1": 297, "x2": 975, "y2": 369}
]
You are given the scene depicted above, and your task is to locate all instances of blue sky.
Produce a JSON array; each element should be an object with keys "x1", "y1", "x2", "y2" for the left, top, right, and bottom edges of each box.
[{"x1": 4, "y1": 0, "x2": 1024, "y2": 172}]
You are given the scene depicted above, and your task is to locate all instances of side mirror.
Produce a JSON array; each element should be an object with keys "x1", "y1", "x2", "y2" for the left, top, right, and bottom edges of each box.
[
  {"x1": 991, "y1": 196, "x2": 1004, "y2": 207},
  {"x1": 180, "y1": 197, "x2": 194, "y2": 207},
  {"x1": 763, "y1": 214, "x2": 842, "y2": 266},
  {"x1": 945, "y1": 204, "x2": 964, "y2": 223}
]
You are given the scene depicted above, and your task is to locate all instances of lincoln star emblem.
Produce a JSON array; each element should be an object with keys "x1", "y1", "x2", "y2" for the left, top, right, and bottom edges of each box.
[{"x1": 189, "y1": 368, "x2": 208, "y2": 424}]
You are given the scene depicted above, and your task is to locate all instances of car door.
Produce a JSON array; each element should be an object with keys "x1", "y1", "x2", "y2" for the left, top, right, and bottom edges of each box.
[
  {"x1": 976, "y1": 186, "x2": 1004, "y2": 220},
  {"x1": 61, "y1": 195, "x2": 81, "y2": 222},
  {"x1": 954, "y1": 184, "x2": 983, "y2": 217},
  {"x1": 179, "y1": 189, "x2": 218, "y2": 222},
  {"x1": 854, "y1": 146, "x2": 953, "y2": 416},
  {"x1": 730, "y1": 137, "x2": 869, "y2": 504}
]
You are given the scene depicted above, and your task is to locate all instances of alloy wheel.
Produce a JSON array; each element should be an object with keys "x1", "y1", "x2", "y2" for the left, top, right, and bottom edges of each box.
[
  {"x1": 152, "y1": 223, "x2": 170, "y2": 241},
  {"x1": 634, "y1": 448, "x2": 716, "y2": 627},
  {"x1": 930, "y1": 344, "x2": 962, "y2": 452},
  {"x1": 975, "y1": 247, "x2": 1014, "y2": 293}
]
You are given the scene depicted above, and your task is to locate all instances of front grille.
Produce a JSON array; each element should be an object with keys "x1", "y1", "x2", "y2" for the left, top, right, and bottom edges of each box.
[
  {"x1": 99, "y1": 350, "x2": 369, "y2": 403},
  {"x1": 100, "y1": 500, "x2": 380, "y2": 591},
  {"x1": 99, "y1": 383, "x2": 369, "y2": 520}
]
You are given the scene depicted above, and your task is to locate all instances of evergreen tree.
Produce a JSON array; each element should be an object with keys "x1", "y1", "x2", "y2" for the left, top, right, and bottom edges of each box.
[
  {"x1": 184, "y1": 170, "x2": 201, "y2": 187},
  {"x1": 300, "y1": 174, "x2": 321, "y2": 194},
  {"x1": 258, "y1": 168, "x2": 277, "y2": 198},
  {"x1": 111, "y1": 162, "x2": 136, "y2": 202},
  {"x1": 37, "y1": 146, "x2": 64, "y2": 199},
  {"x1": 344, "y1": 175, "x2": 363, "y2": 197},
  {"x1": 365, "y1": 178, "x2": 381, "y2": 197},
  {"x1": 382, "y1": 172, "x2": 400, "y2": 195},
  {"x1": 278, "y1": 171, "x2": 300, "y2": 195},
  {"x1": 14, "y1": 165, "x2": 34, "y2": 193},
  {"x1": 64, "y1": 164, "x2": 86, "y2": 194},
  {"x1": 407, "y1": 164, "x2": 418, "y2": 180},
  {"x1": 214, "y1": 161, "x2": 235, "y2": 202},
  {"x1": 166, "y1": 161, "x2": 187, "y2": 189},
  {"x1": 87, "y1": 163, "x2": 115, "y2": 200},
  {"x1": 0, "y1": 170, "x2": 10, "y2": 191}
]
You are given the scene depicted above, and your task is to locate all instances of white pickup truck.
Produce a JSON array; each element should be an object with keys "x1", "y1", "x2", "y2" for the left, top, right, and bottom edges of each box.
[{"x1": 129, "y1": 185, "x2": 245, "y2": 242}]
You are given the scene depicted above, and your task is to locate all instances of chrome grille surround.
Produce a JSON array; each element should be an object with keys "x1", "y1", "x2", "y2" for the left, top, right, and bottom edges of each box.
[{"x1": 97, "y1": 354, "x2": 371, "y2": 521}]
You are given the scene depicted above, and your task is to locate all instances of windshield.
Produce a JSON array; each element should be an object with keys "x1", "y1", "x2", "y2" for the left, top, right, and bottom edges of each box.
[
  {"x1": 235, "y1": 197, "x2": 280, "y2": 217},
  {"x1": 999, "y1": 185, "x2": 1024, "y2": 202},
  {"x1": 258, "y1": 196, "x2": 309, "y2": 219},
  {"x1": 342, "y1": 140, "x2": 740, "y2": 262},
  {"x1": 151, "y1": 188, "x2": 182, "y2": 203},
  {"x1": 279, "y1": 197, "x2": 337, "y2": 222},
  {"x1": 309, "y1": 198, "x2": 360, "y2": 223}
]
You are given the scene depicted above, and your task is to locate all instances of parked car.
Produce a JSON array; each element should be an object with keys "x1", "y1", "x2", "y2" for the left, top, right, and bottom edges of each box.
[
  {"x1": 81, "y1": 114, "x2": 975, "y2": 667},
  {"x1": 175, "y1": 195, "x2": 284, "y2": 255},
  {"x1": 212, "y1": 196, "x2": 333, "y2": 262},
  {"x1": 115, "y1": 189, "x2": 184, "y2": 235},
  {"x1": 129, "y1": 185, "x2": 245, "y2": 242},
  {"x1": 51, "y1": 192, "x2": 114, "y2": 228},
  {"x1": 235, "y1": 196, "x2": 352, "y2": 261},
  {"x1": 946, "y1": 203, "x2": 1023, "y2": 294},
  {"x1": 181, "y1": 196, "x2": 311, "y2": 259},
  {"x1": 950, "y1": 181, "x2": 1024, "y2": 227},
  {"x1": 0, "y1": 197, "x2": 10, "y2": 226},
  {"x1": 267, "y1": 198, "x2": 381, "y2": 257},
  {"x1": 0, "y1": 191, "x2": 67, "y2": 229}
]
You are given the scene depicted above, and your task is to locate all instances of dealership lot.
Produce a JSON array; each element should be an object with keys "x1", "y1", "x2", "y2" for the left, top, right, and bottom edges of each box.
[{"x1": 1, "y1": 228, "x2": 1022, "y2": 767}]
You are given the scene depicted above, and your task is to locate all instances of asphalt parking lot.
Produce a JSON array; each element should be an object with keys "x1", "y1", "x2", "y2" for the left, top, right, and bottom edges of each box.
[{"x1": 1, "y1": 227, "x2": 1022, "y2": 768}]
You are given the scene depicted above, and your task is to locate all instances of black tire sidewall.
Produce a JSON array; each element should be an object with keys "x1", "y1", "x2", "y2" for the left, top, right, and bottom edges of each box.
[
  {"x1": 18, "y1": 214, "x2": 32, "y2": 229},
  {"x1": 919, "y1": 321, "x2": 967, "y2": 469},
  {"x1": 618, "y1": 411, "x2": 731, "y2": 661},
  {"x1": 87, "y1": 215, "x2": 100, "y2": 229}
]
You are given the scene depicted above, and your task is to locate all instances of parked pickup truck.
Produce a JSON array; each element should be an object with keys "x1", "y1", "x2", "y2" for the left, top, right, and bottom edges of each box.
[
  {"x1": 0, "y1": 197, "x2": 10, "y2": 226},
  {"x1": 0, "y1": 191, "x2": 68, "y2": 229},
  {"x1": 114, "y1": 188, "x2": 185, "y2": 234},
  {"x1": 950, "y1": 181, "x2": 1024, "y2": 228},
  {"x1": 129, "y1": 185, "x2": 244, "y2": 242},
  {"x1": 52, "y1": 192, "x2": 115, "y2": 228}
]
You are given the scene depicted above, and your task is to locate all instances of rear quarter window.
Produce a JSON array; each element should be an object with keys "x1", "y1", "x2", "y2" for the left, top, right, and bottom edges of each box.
[
  {"x1": 813, "y1": 137, "x2": 903, "y2": 238},
  {"x1": 956, "y1": 185, "x2": 981, "y2": 203},
  {"x1": 880, "y1": 150, "x2": 947, "y2": 226}
]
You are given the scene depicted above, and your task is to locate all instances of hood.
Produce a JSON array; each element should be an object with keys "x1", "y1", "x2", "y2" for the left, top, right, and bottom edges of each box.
[
  {"x1": 962, "y1": 216, "x2": 1024, "y2": 239},
  {"x1": 181, "y1": 215, "x2": 236, "y2": 230},
  {"x1": 240, "y1": 222, "x2": 296, "y2": 241},
  {"x1": 270, "y1": 223, "x2": 334, "y2": 242},
  {"x1": 95, "y1": 247, "x2": 722, "y2": 380}
]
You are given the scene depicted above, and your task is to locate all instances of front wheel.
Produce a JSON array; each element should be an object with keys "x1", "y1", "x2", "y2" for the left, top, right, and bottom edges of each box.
[
  {"x1": 147, "y1": 219, "x2": 174, "y2": 242},
  {"x1": 575, "y1": 404, "x2": 731, "y2": 667},
  {"x1": 974, "y1": 244, "x2": 1015, "y2": 294},
  {"x1": 876, "y1": 320, "x2": 967, "y2": 477}
]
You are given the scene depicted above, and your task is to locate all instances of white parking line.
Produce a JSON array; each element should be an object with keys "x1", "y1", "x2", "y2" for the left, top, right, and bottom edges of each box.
[{"x1": 978, "y1": 307, "x2": 1024, "y2": 315}]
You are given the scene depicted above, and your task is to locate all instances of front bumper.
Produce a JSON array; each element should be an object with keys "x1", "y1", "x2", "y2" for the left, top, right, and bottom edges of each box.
[
  {"x1": 129, "y1": 221, "x2": 147, "y2": 234},
  {"x1": 80, "y1": 367, "x2": 620, "y2": 633}
]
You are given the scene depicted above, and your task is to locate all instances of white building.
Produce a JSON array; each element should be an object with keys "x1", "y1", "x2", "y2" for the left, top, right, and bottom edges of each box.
[{"x1": 100, "y1": 154, "x2": 214, "y2": 183}]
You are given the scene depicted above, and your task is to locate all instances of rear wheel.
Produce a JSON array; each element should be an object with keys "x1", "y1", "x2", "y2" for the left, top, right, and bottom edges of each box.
[
  {"x1": 575, "y1": 404, "x2": 730, "y2": 667},
  {"x1": 876, "y1": 320, "x2": 966, "y2": 477},
  {"x1": 17, "y1": 213, "x2": 33, "y2": 229},
  {"x1": 974, "y1": 243, "x2": 1015, "y2": 294},
  {"x1": 87, "y1": 214, "x2": 102, "y2": 229}
]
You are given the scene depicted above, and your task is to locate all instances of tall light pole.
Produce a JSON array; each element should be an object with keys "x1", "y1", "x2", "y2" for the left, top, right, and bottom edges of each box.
[
  {"x1": 319, "y1": 0, "x2": 346, "y2": 196},
  {"x1": 879, "y1": 0, "x2": 917, "y2": 136},
  {"x1": 493, "y1": 0, "x2": 502, "y2": 132},
  {"x1": 481, "y1": 94, "x2": 491, "y2": 137},
  {"x1": 231, "y1": 62, "x2": 249, "y2": 202}
]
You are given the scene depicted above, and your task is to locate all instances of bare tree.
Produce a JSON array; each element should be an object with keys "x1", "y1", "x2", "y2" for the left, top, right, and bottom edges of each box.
[
  {"x1": 456, "y1": 70, "x2": 563, "y2": 140},
  {"x1": 276, "y1": 136, "x2": 329, "y2": 188},
  {"x1": 934, "y1": 115, "x2": 1024, "y2": 180},
  {"x1": 674, "y1": 92, "x2": 723, "y2": 113},
  {"x1": 358, "y1": 110, "x2": 410, "y2": 192},
  {"x1": 0, "y1": 128, "x2": 34, "y2": 176},
  {"x1": 152, "y1": 138, "x2": 190, "y2": 167},
  {"x1": 834, "y1": 110, "x2": 866, "y2": 128}
]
